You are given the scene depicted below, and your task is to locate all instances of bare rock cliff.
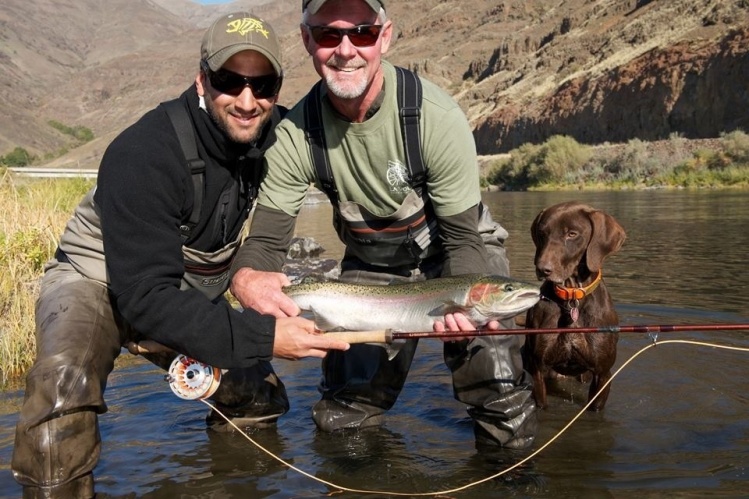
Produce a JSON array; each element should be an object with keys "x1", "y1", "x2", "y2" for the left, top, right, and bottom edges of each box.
[{"x1": 474, "y1": 28, "x2": 749, "y2": 153}]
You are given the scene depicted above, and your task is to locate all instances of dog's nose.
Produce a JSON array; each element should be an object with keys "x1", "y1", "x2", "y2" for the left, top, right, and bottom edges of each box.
[{"x1": 536, "y1": 263, "x2": 553, "y2": 277}]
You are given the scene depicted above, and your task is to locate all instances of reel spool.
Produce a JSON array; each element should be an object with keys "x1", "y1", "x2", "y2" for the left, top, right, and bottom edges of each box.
[{"x1": 166, "y1": 354, "x2": 221, "y2": 400}]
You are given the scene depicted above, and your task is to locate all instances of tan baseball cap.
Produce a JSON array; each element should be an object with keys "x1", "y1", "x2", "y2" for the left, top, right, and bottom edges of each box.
[
  {"x1": 200, "y1": 12, "x2": 282, "y2": 76},
  {"x1": 302, "y1": 0, "x2": 385, "y2": 14}
]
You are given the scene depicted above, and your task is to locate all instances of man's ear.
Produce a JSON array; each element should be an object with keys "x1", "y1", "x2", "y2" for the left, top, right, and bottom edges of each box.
[
  {"x1": 300, "y1": 24, "x2": 314, "y2": 56},
  {"x1": 380, "y1": 20, "x2": 393, "y2": 54},
  {"x1": 195, "y1": 71, "x2": 206, "y2": 97}
]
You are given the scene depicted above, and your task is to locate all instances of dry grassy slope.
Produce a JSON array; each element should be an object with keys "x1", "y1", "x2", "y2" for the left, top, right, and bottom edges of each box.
[
  {"x1": 0, "y1": 0, "x2": 194, "y2": 157},
  {"x1": 1, "y1": 0, "x2": 747, "y2": 166}
]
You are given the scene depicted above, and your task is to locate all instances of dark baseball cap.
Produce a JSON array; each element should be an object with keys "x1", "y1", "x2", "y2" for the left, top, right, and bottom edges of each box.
[
  {"x1": 302, "y1": 0, "x2": 385, "y2": 14},
  {"x1": 201, "y1": 12, "x2": 282, "y2": 75}
]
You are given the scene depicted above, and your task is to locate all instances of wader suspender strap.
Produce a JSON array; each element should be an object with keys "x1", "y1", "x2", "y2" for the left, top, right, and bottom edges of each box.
[
  {"x1": 396, "y1": 67, "x2": 426, "y2": 190},
  {"x1": 303, "y1": 82, "x2": 337, "y2": 203},
  {"x1": 304, "y1": 66, "x2": 426, "y2": 204},
  {"x1": 162, "y1": 100, "x2": 206, "y2": 241}
]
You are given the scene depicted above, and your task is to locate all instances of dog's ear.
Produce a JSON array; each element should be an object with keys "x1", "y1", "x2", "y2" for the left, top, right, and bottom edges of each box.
[
  {"x1": 530, "y1": 208, "x2": 546, "y2": 247},
  {"x1": 586, "y1": 210, "x2": 626, "y2": 271}
]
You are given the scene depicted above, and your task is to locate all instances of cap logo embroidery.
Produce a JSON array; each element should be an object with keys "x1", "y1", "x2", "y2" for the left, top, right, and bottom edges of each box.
[{"x1": 226, "y1": 18, "x2": 270, "y2": 39}]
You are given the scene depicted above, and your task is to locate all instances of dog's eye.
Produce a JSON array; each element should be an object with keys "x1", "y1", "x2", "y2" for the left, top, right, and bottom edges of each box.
[{"x1": 566, "y1": 231, "x2": 578, "y2": 239}]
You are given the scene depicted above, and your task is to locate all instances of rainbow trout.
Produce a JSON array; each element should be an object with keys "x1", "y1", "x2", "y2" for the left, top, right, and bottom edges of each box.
[{"x1": 283, "y1": 274, "x2": 540, "y2": 334}]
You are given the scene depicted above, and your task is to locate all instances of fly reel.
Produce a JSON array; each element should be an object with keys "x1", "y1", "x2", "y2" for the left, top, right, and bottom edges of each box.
[{"x1": 165, "y1": 354, "x2": 221, "y2": 400}]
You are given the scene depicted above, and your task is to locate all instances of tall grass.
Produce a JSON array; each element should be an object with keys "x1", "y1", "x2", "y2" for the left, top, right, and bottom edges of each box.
[{"x1": 0, "y1": 171, "x2": 93, "y2": 386}]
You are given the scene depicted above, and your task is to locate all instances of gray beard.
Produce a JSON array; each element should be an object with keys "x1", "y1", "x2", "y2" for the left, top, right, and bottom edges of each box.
[{"x1": 324, "y1": 63, "x2": 369, "y2": 100}]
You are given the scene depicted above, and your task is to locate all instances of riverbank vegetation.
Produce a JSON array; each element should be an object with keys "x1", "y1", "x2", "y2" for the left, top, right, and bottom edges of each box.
[
  {"x1": 484, "y1": 130, "x2": 749, "y2": 190},
  {"x1": 0, "y1": 172, "x2": 94, "y2": 386},
  {"x1": 2, "y1": 132, "x2": 749, "y2": 386},
  {"x1": 0, "y1": 120, "x2": 95, "y2": 167}
]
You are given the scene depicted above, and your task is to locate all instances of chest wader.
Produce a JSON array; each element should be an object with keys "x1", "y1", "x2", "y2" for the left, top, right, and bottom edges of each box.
[
  {"x1": 11, "y1": 102, "x2": 287, "y2": 498},
  {"x1": 306, "y1": 68, "x2": 537, "y2": 449},
  {"x1": 162, "y1": 102, "x2": 290, "y2": 432}
]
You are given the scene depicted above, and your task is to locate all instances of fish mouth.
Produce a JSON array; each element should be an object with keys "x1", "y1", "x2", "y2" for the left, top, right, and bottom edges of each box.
[
  {"x1": 513, "y1": 291, "x2": 542, "y2": 310},
  {"x1": 487, "y1": 290, "x2": 541, "y2": 319}
]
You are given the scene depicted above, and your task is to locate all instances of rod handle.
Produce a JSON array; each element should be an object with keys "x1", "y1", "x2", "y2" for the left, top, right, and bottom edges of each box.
[
  {"x1": 323, "y1": 329, "x2": 393, "y2": 344},
  {"x1": 125, "y1": 340, "x2": 174, "y2": 355}
]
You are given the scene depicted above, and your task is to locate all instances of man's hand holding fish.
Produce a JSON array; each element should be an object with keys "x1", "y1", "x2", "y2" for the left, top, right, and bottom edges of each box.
[
  {"x1": 231, "y1": 267, "x2": 301, "y2": 318},
  {"x1": 272, "y1": 316, "x2": 350, "y2": 360},
  {"x1": 434, "y1": 312, "x2": 501, "y2": 342}
]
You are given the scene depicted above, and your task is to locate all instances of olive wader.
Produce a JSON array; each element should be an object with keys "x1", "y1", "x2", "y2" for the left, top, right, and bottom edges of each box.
[
  {"x1": 12, "y1": 189, "x2": 287, "y2": 498},
  {"x1": 312, "y1": 207, "x2": 538, "y2": 450},
  {"x1": 303, "y1": 67, "x2": 536, "y2": 449}
]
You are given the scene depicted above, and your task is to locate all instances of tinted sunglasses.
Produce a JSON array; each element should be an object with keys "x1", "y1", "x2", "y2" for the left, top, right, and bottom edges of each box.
[
  {"x1": 305, "y1": 24, "x2": 383, "y2": 48},
  {"x1": 201, "y1": 61, "x2": 282, "y2": 99}
]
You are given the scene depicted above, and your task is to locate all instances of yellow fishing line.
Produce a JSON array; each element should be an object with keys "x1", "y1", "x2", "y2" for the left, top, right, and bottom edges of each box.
[{"x1": 201, "y1": 339, "x2": 749, "y2": 496}]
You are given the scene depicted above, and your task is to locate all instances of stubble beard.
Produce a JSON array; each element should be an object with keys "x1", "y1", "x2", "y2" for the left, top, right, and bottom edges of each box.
[{"x1": 205, "y1": 98, "x2": 269, "y2": 145}]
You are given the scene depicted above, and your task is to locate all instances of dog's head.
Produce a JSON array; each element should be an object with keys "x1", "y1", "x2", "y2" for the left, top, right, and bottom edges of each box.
[{"x1": 530, "y1": 201, "x2": 626, "y2": 283}]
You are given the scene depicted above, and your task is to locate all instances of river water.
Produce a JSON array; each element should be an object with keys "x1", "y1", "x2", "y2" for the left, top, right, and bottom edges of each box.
[{"x1": 1, "y1": 190, "x2": 747, "y2": 498}]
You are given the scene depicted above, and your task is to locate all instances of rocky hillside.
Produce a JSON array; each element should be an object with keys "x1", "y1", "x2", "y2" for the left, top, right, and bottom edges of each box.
[
  {"x1": 468, "y1": 2, "x2": 749, "y2": 152},
  {"x1": 0, "y1": 0, "x2": 747, "y2": 166}
]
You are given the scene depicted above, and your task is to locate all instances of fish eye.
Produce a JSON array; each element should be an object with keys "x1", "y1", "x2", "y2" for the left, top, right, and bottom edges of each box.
[{"x1": 504, "y1": 284, "x2": 515, "y2": 292}]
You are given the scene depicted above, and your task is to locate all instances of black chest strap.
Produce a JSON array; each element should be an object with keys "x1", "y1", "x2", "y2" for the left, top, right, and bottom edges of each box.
[
  {"x1": 304, "y1": 66, "x2": 426, "y2": 204},
  {"x1": 304, "y1": 81, "x2": 336, "y2": 203},
  {"x1": 161, "y1": 100, "x2": 206, "y2": 241},
  {"x1": 396, "y1": 67, "x2": 426, "y2": 190}
]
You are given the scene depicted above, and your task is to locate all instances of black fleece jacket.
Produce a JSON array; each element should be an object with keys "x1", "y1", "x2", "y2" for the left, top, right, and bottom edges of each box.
[{"x1": 94, "y1": 86, "x2": 284, "y2": 369}]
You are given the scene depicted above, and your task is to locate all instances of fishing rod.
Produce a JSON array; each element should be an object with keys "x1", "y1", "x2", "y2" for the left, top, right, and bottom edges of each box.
[
  {"x1": 126, "y1": 323, "x2": 748, "y2": 400},
  {"x1": 322, "y1": 323, "x2": 749, "y2": 344},
  {"x1": 126, "y1": 323, "x2": 749, "y2": 355}
]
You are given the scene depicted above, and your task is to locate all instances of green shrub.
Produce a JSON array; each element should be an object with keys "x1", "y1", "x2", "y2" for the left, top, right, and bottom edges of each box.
[
  {"x1": 486, "y1": 136, "x2": 591, "y2": 188},
  {"x1": 486, "y1": 142, "x2": 542, "y2": 189},
  {"x1": 720, "y1": 129, "x2": 749, "y2": 164},
  {"x1": 2, "y1": 147, "x2": 33, "y2": 167},
  {"x1": 48, "y1": 120, "x2": 94, "y2": 143},
  {"x1": 603, "y1": 138, "x2": 658, "y2": 181},
  {"x1": 532, "y1": 135, "x2": 591, "y2": 183}
]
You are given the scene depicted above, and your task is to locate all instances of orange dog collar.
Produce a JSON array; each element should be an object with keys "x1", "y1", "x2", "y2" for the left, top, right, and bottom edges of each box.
[{"x1": 553, "y1": 270, "x2": 602, "y2": 301}]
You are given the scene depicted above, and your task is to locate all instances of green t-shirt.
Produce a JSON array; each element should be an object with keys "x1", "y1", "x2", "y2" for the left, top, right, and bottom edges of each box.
[{"x1": 257, "y1": 61, "x2": 481, "y2": 219}]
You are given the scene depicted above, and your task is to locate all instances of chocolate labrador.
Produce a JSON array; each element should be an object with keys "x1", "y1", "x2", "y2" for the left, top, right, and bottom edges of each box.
[{"x1": 525, "y1": 201, "x2": 626, "y2": 411}]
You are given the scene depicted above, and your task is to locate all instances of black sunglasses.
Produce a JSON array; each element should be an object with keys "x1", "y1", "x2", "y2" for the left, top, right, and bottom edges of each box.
[
  {"x1": 305, "y1": 24, "x2": 383, "y2": 48},
  {"x1": 201, "y1": 61, "x2": 282, "y2": 99}
]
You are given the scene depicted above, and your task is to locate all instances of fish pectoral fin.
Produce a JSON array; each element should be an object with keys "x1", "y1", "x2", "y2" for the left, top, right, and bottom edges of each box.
[
  {"x1": 429, "y1": 302, "x2": 469, "y2": 318},
  {"x1": 368, "y1": 340, "x2": 406, "y2": 361},
  {"x1": 308, "y1": 310, "x2": 343, "y2": 332},
  {"x1": 352, "y1": 335, "x2": 405, "y2": 361}
]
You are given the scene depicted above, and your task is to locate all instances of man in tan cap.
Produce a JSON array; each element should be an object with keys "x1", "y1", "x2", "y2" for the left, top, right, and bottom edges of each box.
[
  {"x1": 231, "y1": 0, "x2": 538, "y2": 452},
  {"x1": 11, "y1": 11, "x2": 349, "y2": 498}
]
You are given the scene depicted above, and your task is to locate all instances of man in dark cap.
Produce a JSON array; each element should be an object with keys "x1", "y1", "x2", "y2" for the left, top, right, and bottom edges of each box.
[{"x1": 11, "y1": 12, "x2": 349, "y2": 498}]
